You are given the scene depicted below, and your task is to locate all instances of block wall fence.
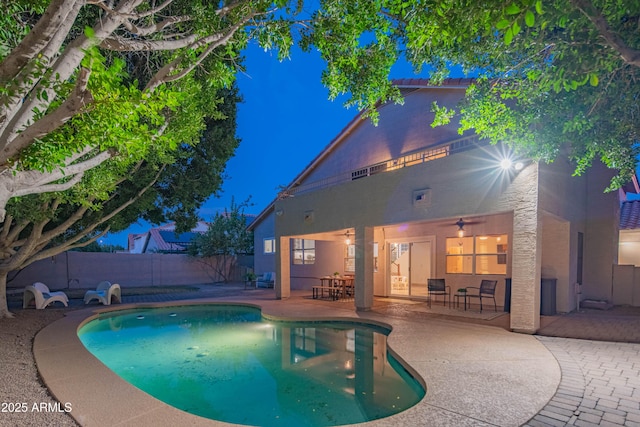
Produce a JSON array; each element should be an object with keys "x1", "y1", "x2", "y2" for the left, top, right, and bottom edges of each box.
[{"x1": 7, "y1": 252, "x2": 254, "y2": 291}]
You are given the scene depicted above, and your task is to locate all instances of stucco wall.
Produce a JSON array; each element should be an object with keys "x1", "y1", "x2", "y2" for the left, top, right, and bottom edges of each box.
[
  {"x1": 619, "y1": 230, "x2": 640, "y2": 266},
  {"x1": 290, "y1": 240, "x2": 346, "y2": 289},
  {"x1": 252, "y1": 214, "x2": 276, "y2": 275},
  {"x1": 301, "y1": 87, "x2": 472, "y2": 184},
  {"x1": 583, "y1": 164, "x2": 619, "y2": 301},
  {"x1": 537, "y1": 156, "x2": 617, "y2": 308},
  {"x1": 541, "y1": 215, "x2": 572, "y2": 313}
]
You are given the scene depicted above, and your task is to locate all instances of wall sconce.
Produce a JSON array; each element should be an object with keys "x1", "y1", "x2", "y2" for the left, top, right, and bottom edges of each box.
[
  {"x1": 456, "y1": 218, "x2": 465, "y2": 238},
  {"x1": 344, "y1": 231, "x2": 351, "y2": 245},
  {"x1": 275, "y1": 209, "x2": 283, "y2": 216}
]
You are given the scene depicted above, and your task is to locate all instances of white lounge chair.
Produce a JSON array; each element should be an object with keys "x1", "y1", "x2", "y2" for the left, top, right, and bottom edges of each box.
[
  {"x1": 23, "y1": 282, "x2": 69, "y2": 309},
  {"x1": 83, "y1": 281, "x2": 121, "y2": 305}
]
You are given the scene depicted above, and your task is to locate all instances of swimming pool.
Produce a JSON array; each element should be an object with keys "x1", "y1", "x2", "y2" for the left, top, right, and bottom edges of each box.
[{"x1": 78, "y1": 304, "x2": 425, "y2": 426}]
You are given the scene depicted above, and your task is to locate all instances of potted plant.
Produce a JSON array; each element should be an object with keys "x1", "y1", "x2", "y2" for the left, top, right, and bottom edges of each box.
[{"x1": 333, "y1": 272, "x2": 340, "y2": 277}]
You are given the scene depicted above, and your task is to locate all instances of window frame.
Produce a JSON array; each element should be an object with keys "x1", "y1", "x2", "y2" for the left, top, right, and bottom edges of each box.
[
  {"x1": 445, "y1": 234, "x2": 508, "y2": 275},
  {"x1": 263, "y1": 237, "x2": 276, "y2": 254},
  {"x1": 292, "y1": 238, "x2": 316, "y2": 265}
]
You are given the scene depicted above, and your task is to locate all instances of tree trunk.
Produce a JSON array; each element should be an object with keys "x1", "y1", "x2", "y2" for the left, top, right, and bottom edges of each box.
[{"x1": 0, "y1": 271, "x2": 14, "y2": 318}]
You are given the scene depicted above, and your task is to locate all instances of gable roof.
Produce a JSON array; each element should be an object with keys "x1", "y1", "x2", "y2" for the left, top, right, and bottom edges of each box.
[{"x1": 248, "y1": 78, "x2": 475, "y2": 230}]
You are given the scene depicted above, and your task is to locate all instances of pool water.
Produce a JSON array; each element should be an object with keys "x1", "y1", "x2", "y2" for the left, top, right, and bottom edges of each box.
[{"x1": 78, "y1": 304, "x2": 425, "y2": 426}]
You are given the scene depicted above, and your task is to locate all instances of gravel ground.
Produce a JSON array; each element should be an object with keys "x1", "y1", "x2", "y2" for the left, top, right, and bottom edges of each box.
[{"x1": 0, "y1": 308, "x2": 78, "y2": 427}]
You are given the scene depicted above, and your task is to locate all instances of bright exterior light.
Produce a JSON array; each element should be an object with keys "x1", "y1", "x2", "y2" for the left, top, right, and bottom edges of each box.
[
  {"x1": 456, "y1": 218, "x2": 465, "y2": 238},
  {"x1": 500, "y1": 158, "x2": 513, "y2": 170}
]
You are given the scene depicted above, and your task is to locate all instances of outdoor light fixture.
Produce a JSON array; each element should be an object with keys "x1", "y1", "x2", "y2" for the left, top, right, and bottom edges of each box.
[
  {"x1": 456, "y1": 218, "x2": 465, "y2": 238},
  {"x1": 499, "y1": 156, "x2": 524, "y2": 171},
  {"x1": 500, "y1": 158, "x2": 513, "y2": 170},
  {"x1": 345, "y1": 231, "x2": 351, "y2": 245}
]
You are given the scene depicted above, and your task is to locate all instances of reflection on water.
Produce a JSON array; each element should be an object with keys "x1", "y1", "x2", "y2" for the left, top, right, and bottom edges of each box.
[{"x1": 78, "y1": 304, "x2": 425, "y2": 427}]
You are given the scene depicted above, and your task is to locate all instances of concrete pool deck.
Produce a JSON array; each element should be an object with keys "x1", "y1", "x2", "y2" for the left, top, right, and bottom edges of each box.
[{"x1": 34, "y1": 290, "x2": 560, "y2": 427}]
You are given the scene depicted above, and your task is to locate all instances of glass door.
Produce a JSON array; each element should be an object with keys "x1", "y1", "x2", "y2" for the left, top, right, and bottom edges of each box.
[
  {"x1": 389, "y1": 243, "x2": 410, "y2": 295},
  {"x1": 389, "y1": 240, "x2": 433, "y2": 298}
]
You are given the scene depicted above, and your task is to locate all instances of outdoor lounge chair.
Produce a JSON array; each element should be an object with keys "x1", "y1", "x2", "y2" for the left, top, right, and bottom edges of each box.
[
  {"x1": 256, "y1": 272, "x2": 276, "y2": 288},
  {"x1": 427, "y1": 278, "x2": 451, "y2": 308},
  {"x1": 465, "y1": 279, "x2": 498, "y2": 312},
  {"x1": 84, "y1": 281, "x2": 121, "y2": 305},
  {"x1": 23, "y1": 282, "x2": 69, "y2": 309}
]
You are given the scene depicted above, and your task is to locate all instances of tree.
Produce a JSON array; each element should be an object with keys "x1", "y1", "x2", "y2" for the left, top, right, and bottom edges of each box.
[
  {"x1": 393, "y1": 0, "x2": 639, "y2": 189},
  {"x1": 0, "y1": 86, "x2": 240, "y2": 317},
  {"x1": 188, "y1": 198, "x2": 254, "y2": 283},
  {"x1": 0, "y1": 0, "x2": 406, "y2": 222},
  {"x1": 1, "y1": 0, "x2": 637, "y2": 221}
]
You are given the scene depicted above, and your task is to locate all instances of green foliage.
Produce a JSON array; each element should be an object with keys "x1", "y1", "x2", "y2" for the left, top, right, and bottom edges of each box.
[
  {"x1": 189, "y1": 198, "x2": 254, "y2": 258},
  {"x1": 3, "y1": 84, "x2": 240, "y2": 273},
  {"x1": 402, "y1": 0, "x2": 640, "y2": 190},
  {"x1": 0, "y1": 0, "x2": 47, "y2": 59},
  {"x1": 2, "y1": 0, "x2": 637, "y2": 206},
  {"x1": 70, "y1": 241, "x2": 124, "y2": 252}
]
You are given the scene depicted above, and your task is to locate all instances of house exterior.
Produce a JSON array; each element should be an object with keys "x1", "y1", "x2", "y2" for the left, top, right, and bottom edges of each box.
[
  {"x1": 128, "y1": 221, "x2": 209, "y2": 253},
  {"x1": 248, "y1": 78, "x2": 619, "y2": 334}
]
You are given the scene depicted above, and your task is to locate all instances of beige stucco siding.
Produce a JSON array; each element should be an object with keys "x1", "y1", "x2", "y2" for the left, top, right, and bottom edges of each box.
[
  {"x1": 300, "y1": 88, "x2": 472, "y2": 184},
  {"x1": 276, "y1": 145, "x2": 528, "y2": 236}
]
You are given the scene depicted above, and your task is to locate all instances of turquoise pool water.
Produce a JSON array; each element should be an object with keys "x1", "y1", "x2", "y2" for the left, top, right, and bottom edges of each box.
[{"x1": 78, "y1": 304, "x2": 425, "y2": 426}]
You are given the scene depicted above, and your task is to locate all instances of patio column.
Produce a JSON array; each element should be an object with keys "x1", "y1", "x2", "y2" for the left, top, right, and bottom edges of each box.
[
  {"x1": 276, "y1": 236, "x2": 290, "y2": 299},
  {"x1": 355, "y1": 225, "x2": 374, "y2": 311},
  {"x1": 510, "y1": 203, "x2": 542, "y2": 334}
]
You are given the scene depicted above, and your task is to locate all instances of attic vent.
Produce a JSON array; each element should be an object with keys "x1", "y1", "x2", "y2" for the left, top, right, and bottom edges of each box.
[
  {"x1": 369, "y1": 163, "x2": 387, "y2": 175},
  {"x1": 351, "y1": 168, "x2": 368, "y2": 180},
  {"x1": 352, "y1": 163, "x2": 387, "y2": 180}
]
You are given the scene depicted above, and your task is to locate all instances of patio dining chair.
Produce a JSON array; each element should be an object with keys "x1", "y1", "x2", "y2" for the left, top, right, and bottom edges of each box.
[
  {"x1": 427, "y1": 278, "x2": 451, "y2": 308},
  {"x1": 465, "y1": 279, "x2": 498, "y2": 312}
]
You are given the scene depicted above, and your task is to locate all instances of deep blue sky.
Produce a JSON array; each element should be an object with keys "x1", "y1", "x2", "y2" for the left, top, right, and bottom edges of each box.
[{"x1": 102, "y1": 43, "x2": 433, "y2": 247}]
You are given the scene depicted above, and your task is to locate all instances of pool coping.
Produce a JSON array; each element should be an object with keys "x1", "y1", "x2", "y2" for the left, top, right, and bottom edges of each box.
[{"x1": 34, "y1": 296, "x2": 561, "y2": 426}]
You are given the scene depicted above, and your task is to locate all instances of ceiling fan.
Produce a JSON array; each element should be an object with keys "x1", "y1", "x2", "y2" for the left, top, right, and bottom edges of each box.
[{"x1": 439, "y1": 218, "x2": 485, "y2": 238}]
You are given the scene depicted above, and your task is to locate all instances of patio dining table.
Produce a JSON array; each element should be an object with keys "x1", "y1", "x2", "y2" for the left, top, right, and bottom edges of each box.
[{"x1": 312, "y1": 276, "x2": 354, "y2": 300}]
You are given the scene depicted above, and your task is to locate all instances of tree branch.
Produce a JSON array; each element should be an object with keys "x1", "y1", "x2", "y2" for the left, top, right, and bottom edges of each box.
[
  {"x1": 0, "y1": 0, "x2": 80, "y2": 84},
  {"x1": 145, "y1": 16, "x2": 252, "y2": 90},
  {"x1": 19, "y1": 164, "x2": 166, "y2": 268},
  {"x1": 0, "y1": 0, "x2": 84, "y2": 141},
  {"x1": 122, "y1": 15, "x2": 192, "y2": 36},
  {"x1": 100, "y1": 34, "x2": 199, "y2": 51},
  {"x1": 570, "y1": 0, "x2": 640, "y2": 67},
  {"x1": 0, "y1": 67, "x2": 94, "y2": 166}
]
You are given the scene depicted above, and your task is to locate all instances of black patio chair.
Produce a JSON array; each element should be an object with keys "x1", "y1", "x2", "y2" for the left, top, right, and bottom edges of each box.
[
  {"x1": 465, "y1": 279, "x2": 498, "y2": 312},
  {"x1": 427, "y1": 278, "x2": 451, "y2": 308}
]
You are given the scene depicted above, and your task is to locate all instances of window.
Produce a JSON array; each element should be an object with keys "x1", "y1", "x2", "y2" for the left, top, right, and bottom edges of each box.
[
  {"x1": 446, "y1": 237, "x2": 474, "y2": 274},
  {"x1": 344, "y1": 244, "x2": 355, "y2": 272},
  {"x1": 263, "y1": 238, "x2": 276, "y2": 254},
  {"x1": 292, "y1": 239, "x2": 315, "y2": 264},
  {"x1": 446, "y1": 234, "x2": 508, "y2": 275}
]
